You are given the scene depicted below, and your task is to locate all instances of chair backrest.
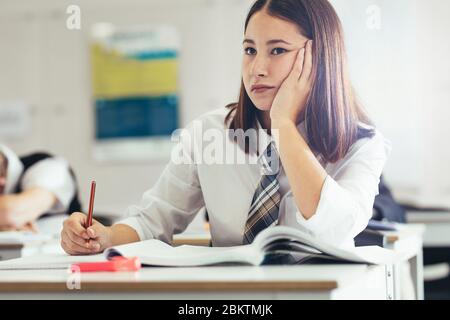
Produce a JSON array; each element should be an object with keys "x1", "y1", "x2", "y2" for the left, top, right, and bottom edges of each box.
[{"x1": 373, "y1": 176, "x2": 406, "y2": 223}]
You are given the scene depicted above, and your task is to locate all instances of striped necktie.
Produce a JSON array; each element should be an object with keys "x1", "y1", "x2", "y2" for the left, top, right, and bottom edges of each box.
[{"x1": 243, "y1": 142, "x2": 281, "y2": 244}]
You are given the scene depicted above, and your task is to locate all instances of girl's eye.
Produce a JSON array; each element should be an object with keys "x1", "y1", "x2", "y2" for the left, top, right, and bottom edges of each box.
[
  {"x1": 244, "y1": 47, "x2": 256, "y2": 55},
  {"x1": 244, "y1": 47, "x2": 287, "y2": 55},
  {"x1": 272, "y1": 48, "x2": 287, "y2": 55}
]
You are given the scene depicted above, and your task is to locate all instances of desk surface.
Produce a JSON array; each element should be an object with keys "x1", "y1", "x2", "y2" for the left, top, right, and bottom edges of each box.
[
  {"x1": 407, "y1": 211, "x2": 450, "y2": 223},
  {"x1": 384, "y1": 224, "x2": 425, "y2": 244},
  {"x1": 0, "y1": 244, "x2": 23, "y2": 250},
  {"x1": 2, "y1": 225, "x2": 423, "y2": 299},
  {"x1": 0, "y1": 264, "x2": 389, "y2": 300}
]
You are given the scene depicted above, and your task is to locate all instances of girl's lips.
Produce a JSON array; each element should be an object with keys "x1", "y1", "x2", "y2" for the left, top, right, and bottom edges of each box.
[{"x1": 252, "y1": 87, "x2": 275, "y2": 94}]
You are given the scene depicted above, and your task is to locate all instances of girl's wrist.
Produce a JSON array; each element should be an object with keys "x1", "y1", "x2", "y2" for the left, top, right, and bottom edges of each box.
[
  {"x1": 108, "y1": 225, "x2": 119, "y2": 247},
  {"x1": 271, "y1": 117, "x2": 296, "y2": 130}
]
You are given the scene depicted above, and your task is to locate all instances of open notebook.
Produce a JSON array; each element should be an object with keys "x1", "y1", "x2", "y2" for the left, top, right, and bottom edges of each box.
[{"x1": 0, "y1": 226, "x2": 400, "y2": 270}]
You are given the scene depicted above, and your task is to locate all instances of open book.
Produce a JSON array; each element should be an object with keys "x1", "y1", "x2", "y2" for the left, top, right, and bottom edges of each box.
[
  {"x1": 106, "y1": 226, "x2": 399, "y2": 266},
  {"x1": 0, "y1": 226, "x2": 399, "y2": 270}
]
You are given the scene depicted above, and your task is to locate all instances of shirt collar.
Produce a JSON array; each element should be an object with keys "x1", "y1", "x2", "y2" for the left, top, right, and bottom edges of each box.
[
  {"x1": 255, "y1": 120, "x2": 326, "y2": 167},
  {"x1": 256, "y1": 120, "x2": 309, "y2": 156}
]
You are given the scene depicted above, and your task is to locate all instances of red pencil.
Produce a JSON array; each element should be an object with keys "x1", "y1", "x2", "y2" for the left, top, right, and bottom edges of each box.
[{"x1": 86, "y1": 181, "x2": 96, "y2": 228}]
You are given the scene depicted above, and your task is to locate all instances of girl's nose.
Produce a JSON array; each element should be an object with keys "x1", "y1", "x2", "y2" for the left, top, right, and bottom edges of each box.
[{"x1": 250, "y1": 57, "x2": 269, "y2": 78}]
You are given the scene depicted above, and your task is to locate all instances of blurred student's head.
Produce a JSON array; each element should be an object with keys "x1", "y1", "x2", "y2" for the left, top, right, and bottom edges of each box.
[{"x1": 0, "y1": 152, "x2": 7, "y2": 194}]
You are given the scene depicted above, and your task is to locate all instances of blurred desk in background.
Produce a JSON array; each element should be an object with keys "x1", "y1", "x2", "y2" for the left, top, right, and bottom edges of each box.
[
  {"x1": 173, "y1": 232, "x2": 211, "y2": 247},
  {"x1": 407, "y1": 211, "x2": 450, "y2": 246},
  {"x1": 0, "y1": 214, "x2": 66, "y2": 261},
  {"x1": 407, "y1": 210, "x2": 450, "y2": 299}
]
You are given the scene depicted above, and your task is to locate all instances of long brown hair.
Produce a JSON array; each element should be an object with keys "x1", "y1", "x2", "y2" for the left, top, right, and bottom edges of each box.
[
  {"x1": 0, "y1": 152, "x2": 7, "y2": 178},
  {"x1": 225, "y1": 0, "x2": 374, "y2": 163}
]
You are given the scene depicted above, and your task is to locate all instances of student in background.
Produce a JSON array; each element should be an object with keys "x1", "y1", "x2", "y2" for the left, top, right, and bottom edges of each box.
[
  {"x1": 0, "y1": 144, "x2": 79, "y2": 231},
  {"x1": 61, "y1": 0, "x2": 391, "y2": 255}
]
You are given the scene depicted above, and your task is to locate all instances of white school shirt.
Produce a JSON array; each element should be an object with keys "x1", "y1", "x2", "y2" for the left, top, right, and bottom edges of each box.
[
  {"x1": 117, "y1": 108, "x2": 391, "y2": 249},
  {"x1": 0, "y1": 144, "x2": 76, "y2": 214}
]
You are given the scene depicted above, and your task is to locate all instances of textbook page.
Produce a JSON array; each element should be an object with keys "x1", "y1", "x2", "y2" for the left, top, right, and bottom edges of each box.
[{"x1": 105, "y1": 239, "x2": 262, "y2": 267}]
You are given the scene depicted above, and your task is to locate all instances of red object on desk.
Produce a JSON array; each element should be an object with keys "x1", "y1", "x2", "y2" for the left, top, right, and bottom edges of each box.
[{"x1": 70, "y1": 257, "x2": 141, "y2": 273}]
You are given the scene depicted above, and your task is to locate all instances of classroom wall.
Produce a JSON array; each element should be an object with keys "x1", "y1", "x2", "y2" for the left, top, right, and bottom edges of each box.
[
  {"x1": 0, "y1": 0, "x2": 449, "y2": 218},
  {"x1": 0, "y1": 0, "x2": 251, "y2": 218},
  {"x1": 331, "y1": 0, "x2": 450, "y2": 207}
]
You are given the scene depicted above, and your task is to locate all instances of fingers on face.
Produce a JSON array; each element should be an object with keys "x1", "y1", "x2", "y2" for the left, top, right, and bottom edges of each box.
[
  {"x1": 288, "y1": 47, "x2": 304, "y2": 82},
  {"x1": 298, "y1": 40, "x2": 313, "y2": 88},
  {"x1": 296, "y1": 47, "x2": 306, "y2": 78},
  {"x1": 303, "y1": 40, "x2": 313, "y2": 82}
]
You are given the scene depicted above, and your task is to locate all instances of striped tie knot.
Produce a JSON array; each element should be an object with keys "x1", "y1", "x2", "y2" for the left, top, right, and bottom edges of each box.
[
  {"x1": 243, "y1": 142, "x2": 282, "y2": 244},
  {"x1": 259, "y1": 141, "x2": 280, "y2": 176}
]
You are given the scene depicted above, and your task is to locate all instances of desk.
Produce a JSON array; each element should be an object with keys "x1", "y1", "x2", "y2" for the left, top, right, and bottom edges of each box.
[
  {"x1": 0, "y1": 244, "x2": 24, "y2": 261},
  {"x1": 406, "y1": 211, "x2": 450, "y2": 299},
  {"x1": 0, "y1": 239, "x2": 61, "y2": 261},
  {"x1": 0, "y1": 215, "x2": 65, "y2": 261},
  {"x1": 407, "y1": 211, "x2": 450, "y2": 247},
  {"x1": 175, "y1": 225, "x2": 425, "y2": 300},
  {"x1": 1, "y1": 227, "x2": 421, "y2": 300},
  {"x1": 381, "y1": 224, "x2": 425, "y2": 300},
  {"x1": 0, "y1": 265, "x2": 392, "y2": 300}
]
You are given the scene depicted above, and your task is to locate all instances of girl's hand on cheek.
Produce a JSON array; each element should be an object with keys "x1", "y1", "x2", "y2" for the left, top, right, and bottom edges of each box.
[{"x1": 270, "y1": 40, "x2": 313, "y2": 126}]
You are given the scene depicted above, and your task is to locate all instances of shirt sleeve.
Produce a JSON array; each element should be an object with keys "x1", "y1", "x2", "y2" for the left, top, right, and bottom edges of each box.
[
  {"x1": 115, "y1": 124, "x2": 205, "y2": 244},
  {"x1": 283, "y1": 131, "x2": 392, "y2": 248},
  {"x1": 20, "y1": 157, "x2": 76, "y2": 214}
]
